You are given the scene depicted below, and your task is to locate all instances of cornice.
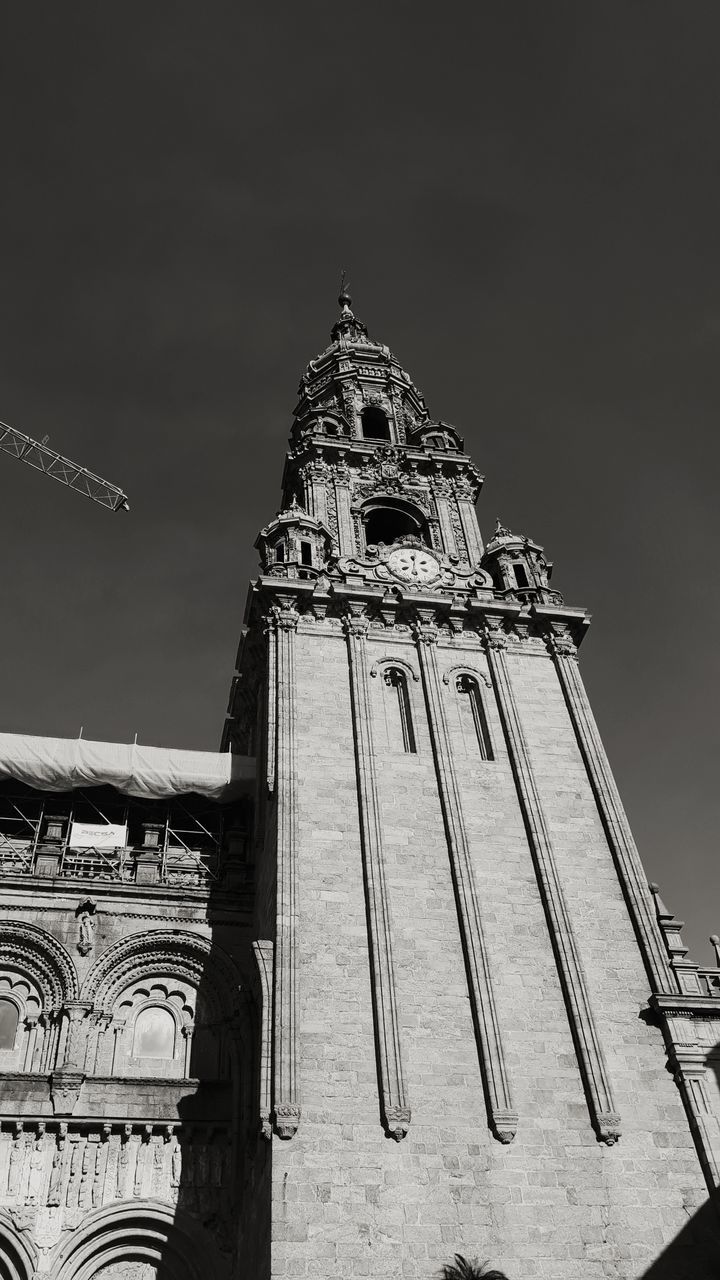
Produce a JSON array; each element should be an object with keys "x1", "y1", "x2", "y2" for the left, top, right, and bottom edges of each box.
[
  {"x1": 243, "y1": 575, "x2": 591, "y2": 650},
  {"x1": 650, "y1": 994, "x2": 720, "y2": 1020}
]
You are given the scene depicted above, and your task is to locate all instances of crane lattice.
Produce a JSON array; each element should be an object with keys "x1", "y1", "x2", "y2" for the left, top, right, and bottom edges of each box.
[{"x1": 0, "y1": 420, "x2": 129, "y2": 512}]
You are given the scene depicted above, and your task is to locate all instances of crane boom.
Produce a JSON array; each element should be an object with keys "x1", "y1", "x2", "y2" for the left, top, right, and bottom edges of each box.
[{"x1": 0, "y1": 420, "x2": 129, "y2": 512}]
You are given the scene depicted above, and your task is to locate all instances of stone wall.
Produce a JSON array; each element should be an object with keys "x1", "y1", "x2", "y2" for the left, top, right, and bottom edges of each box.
[{"x1": 267, "y1": 619, "x2": 714, "y2": 1280}]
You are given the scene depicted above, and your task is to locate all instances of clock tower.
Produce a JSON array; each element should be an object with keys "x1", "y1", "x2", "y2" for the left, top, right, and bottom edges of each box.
[{"x1": 224, "y1": 293, "x2": 720, "y2": 1279}]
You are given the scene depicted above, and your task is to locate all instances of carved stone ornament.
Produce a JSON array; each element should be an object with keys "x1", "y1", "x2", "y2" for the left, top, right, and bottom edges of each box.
[
  {"x1": 384, "y1": 1106, "x2": 411, "y2": 1141},
  {"x1": 76, "y1": 897, "x2": 97, "y2": 956},
  {"x1": 50, "y1": 1068, "x2": 85, "y2": 1116},
  {"x1": 337, "y1": 536, "x2": 492, "y2": 593},
  {"x1": 273, "y1": 1103, "x2": 301, "y2": 1140}
]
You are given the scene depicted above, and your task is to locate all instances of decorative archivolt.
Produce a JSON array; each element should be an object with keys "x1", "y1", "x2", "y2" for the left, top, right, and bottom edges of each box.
[
  {"x1": 47, "y1": 1201, "x2": 228, "y2": 1280},
  {"x1": 0, "y1": 921, "x2": 78, "y2": 1010},
  {"x1": 441, "y1": 664, "x2": 492, "y2": 689},
  {"x1": 369, "y1": 656, "x2": 420, "y2": 682},
  {"x1": 0, "y1": 1208, "x2": 37, "y2": 1280},
  {"x1": 80, "y1": 931, "x2": 244, "y2": 1023}
]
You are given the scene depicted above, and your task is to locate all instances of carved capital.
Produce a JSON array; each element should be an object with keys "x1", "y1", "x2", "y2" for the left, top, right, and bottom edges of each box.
[
  {"x1": 414, "y1": 623, "x2": 439, "y2": 647},
  {"x1": 272, "y1": 605, "x2": 300, "y2": 633},
  {"x1": 483, "y1": 628, "x2": 508, "y2": 651},
  {"x1": 546, "y1": 631, "x2": 578, "y2": 659},
  {"x1": 342, "y1": 614, "x2": 369, "y2": 639},
  {"x1": 273, "y1": 1103, "x2": 301, "y2": 1140}
]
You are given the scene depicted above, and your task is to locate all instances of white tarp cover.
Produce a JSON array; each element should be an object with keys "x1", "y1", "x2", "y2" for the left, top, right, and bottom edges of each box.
[{"x1": 0, "y1": 733, "x2": 254, "y2": 801}]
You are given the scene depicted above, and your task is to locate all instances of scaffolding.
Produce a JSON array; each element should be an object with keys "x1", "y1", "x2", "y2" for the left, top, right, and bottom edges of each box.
[{"x1": 0, "y1": 781, "x2": 249, "y2": 888}]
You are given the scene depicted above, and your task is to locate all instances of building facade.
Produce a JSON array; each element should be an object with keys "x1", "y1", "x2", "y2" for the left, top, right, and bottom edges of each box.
[{"x1": 0, "y1": 294, "x2": 719, "y2": 1279}]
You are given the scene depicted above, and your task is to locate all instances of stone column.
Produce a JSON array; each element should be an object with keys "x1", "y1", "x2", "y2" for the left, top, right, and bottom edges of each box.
[
  {"x1": 484, "y1": 623, "x2": 621, "y2": 1145},
  {"x1": 413, "y1": 616, "x2": 517, "y2": 1143},
  {"x1": 343, "y1": 609, "x2": 411, "y2": 1140},
  {"x1": 545, "y1": 627, "x2": 674, "y2": 994},
  {"x1": 271, "y1": 601, "x2": 301, "y2": 1138}
]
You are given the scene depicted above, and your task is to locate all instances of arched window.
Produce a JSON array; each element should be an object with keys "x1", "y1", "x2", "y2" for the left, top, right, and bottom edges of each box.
[
  {"x1": 361, "y1": 406, "x2": 391, "y2": 441},
  {"x1": 384, "y1": 668, "x2": 417, "y2": 754},
  {"x1": 133, "y1": 1006, "x2": 175, "y2": 1059},
  {"x1": 456, "y1": 675, "x2": 493, "y2": 760},
  {"x1": 363, "y1": 499, "x2": 430, "y2": 548},
  {"x1": 0, "y1": 998, "x2": 18, "y2": 1050}
]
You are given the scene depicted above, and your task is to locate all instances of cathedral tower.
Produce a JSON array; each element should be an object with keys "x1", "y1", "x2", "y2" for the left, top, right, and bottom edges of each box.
[{"x1": 225, "y1": 292, "x2": 720, "y2": 1278}]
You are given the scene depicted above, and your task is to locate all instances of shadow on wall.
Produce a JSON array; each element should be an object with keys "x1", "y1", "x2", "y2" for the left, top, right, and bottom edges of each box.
[
  {"x1": 641, "y1": 1041, "x2": 720, "y2": 1280},
  {"x1": 0, "y1": 788, "x2": 270, "y2": 1280}
]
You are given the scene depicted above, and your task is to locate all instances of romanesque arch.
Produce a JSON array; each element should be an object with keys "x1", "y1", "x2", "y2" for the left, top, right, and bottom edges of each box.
[
  {"x1": 46, "y1": 1202, "x2": 228, "y2": 1280},
  {"x1": 0, "y1": 921, "x2": 78, "y2": 1071},
  {"x1": 0, "y1": 1211, "x2": 36, "y2": 1280},
  {"x1": 79, "y1": 930, "x2": 250, "y2": 1082}
]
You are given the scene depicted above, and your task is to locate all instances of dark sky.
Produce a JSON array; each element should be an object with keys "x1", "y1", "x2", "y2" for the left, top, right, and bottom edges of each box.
[{"x1": 0, "y1": 4, "x2": 718, "y2": 960}]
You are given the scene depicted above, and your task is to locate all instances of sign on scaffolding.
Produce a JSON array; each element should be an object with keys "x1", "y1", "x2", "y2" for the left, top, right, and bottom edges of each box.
[{"x1": 69, "y1": 822, "x2": 128, "y2": 849}]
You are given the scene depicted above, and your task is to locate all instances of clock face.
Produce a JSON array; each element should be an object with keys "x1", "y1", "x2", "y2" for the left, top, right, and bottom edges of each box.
[{"x1": 387, "y1": 547, "x2": 440, "y2": 585}]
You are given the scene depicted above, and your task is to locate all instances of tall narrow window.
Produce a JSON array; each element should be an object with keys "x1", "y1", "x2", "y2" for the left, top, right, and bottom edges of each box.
[
  {"x1": 512, "y1": 563, "x2": 529, "y2": 589},
  {"x1": 275, "y1": 543, "x2": 285, "y2": 563},
  {"x1": 300, "y1": 540, "x2": 312, "y2": 566},
  {"x1": 384, "y1": 668, "x2": 417, "y2": 753},
  {"x1": 0, "y1": 999, "x2": 18, "y2": 1050},
  {"x1": 456, "y1": 675, "x2": 493, "y2": 760}
]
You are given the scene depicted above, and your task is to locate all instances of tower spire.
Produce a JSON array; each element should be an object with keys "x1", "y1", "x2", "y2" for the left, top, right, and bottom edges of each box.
[{"x1": 331, "y1": 274, "x2": 369, "y2": 343}]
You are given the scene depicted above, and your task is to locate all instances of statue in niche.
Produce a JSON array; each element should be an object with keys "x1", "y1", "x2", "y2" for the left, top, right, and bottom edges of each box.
[
  {"x1": 27, "y1": 1128, "x2": 45, "y2": 1205},
  {"x1": 151, "y1": 1141, "x2": 164, "y2": 1197},
  {"x1": 47, "y1": 1132, "x2": 66, "y2": 1206},
  {"x1": 170, "y1": 1140, "x2": 181, "y2": 1197},
  {"x1": 76, "y1": 898, "x2": 97, "y2": 956},
  {"x1": 116, "y1": 1134, "x2": 130, "y2": 1199},
  {"x1": 65, "y1": 1140, "x2": 81, "y2": 1207},
  {"x1": 7, "y1": 1131, "x2": 25, "y2": 1196}
]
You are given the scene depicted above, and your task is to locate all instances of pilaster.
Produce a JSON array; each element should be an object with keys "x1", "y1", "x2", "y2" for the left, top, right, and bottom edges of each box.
[
  {"x1": 342, "y1": 606, "x2": 411, "y2": 1140},
  {"x1": 482, "y1": 619, "x2": 621, "y2": 1145},
  {"x1": 270, "y1": 600, "x2": 301, "y2": 1139},
  {"x1": 413, "y1": 613, "x2": 517, "y2": 1143},
  {"x1": 542, "y1": 618, "x2": 674, "y2": 995}
]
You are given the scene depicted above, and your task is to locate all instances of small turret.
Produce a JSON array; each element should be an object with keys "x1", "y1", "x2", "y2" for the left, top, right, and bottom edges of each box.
[
  {"x1": 255, "y1": 497, "x2": 333, "y2": 580},
  {"x1": 481, "y1": 520, "x2": 559, "y2": 602}
]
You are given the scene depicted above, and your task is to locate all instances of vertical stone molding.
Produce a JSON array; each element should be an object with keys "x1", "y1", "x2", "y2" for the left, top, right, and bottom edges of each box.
[
  {"x1": 270, "y1": 601, "x2": 301, "y2": 1139},
  {"x1": 546, "y1": 629, "x2": 674, "y2": 995},
  {"x1": 484, "y1": 625, "x2": 622, "y2": 1145},
  {"x1": 334, "y1": 467, "x2": 355, "y2": 556},
  {"x1": 343, "y1": 609, "x2": 411, "y2": 1140},
  {"x1": 253, "y1": 939, "x2": 274, "y2": 1140},
  {"x1": 265, "y1": 620, "x2": 277, "y2": 795},
  {"x1": 414, "y1": 618, "x2": 517, "y2": 1144}
]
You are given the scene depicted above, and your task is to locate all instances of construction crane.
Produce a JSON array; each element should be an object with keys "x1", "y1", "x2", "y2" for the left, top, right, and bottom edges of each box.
[{"x1": 0, "y1": 419, "x2": 129, "y2": 512}]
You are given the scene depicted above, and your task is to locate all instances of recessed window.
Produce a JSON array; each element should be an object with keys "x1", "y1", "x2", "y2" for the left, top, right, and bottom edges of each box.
[
  {"x1": 363, "y1": 500, "x2": 430, "y2": 548},
  {"x1": 275, "y1": 544, "x2": 285, "y2": 563},
  {"x1": 456, "y1": 675, "x2": 493, "y2": 760},
  {"x1": 361, "y1": 406, "x2": 391, "y2": 441},
  {"x1": 512, "y1": 563, "x2": 529, "y2": 589},
  {"x1": 0, "y1": 999, "x2": 18, "y2": 1050},
  {"x1": 300, "y1": 540, "x2": 312, "y2": 566},
  {"x1": 133, "y1": 1006, "x2": 175, "y2": 1059},
  {"x1": 384, "y1": 668, "x2": 417, "y2": 754}
]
